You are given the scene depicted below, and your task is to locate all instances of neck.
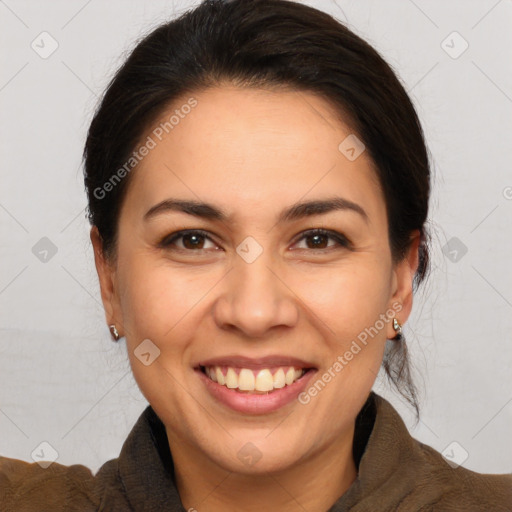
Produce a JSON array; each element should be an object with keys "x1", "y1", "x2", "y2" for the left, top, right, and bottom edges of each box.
[{"x1": 167, "y1": 423, "x2": 358, "y2": 512}]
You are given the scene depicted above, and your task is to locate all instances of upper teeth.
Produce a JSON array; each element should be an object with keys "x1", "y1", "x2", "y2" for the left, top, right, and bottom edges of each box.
[{"x1": 204, "y1": 366, "x2": 305, "y2": 392}]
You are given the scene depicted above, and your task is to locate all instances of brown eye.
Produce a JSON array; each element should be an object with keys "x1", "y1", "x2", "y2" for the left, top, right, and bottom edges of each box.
[
  {"x1": 293, "y1": 229, "x2": 351, "y2": 251},
  {"x1": 159, "y1": 229, "x2": 218, "y2": 251}
]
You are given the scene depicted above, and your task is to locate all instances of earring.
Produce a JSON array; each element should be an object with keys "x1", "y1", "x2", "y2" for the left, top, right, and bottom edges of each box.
[
  {"x1": 393, "y1": 318, "x2": 402, "y2": 339},
  {"x1": 109, "y1": 324, "x2": 120, "y2": 342}
]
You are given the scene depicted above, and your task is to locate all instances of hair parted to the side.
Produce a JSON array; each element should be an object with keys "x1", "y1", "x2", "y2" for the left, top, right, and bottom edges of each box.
[{"x1": 83, "y1": 0, "x2": 431, "y2": 419}]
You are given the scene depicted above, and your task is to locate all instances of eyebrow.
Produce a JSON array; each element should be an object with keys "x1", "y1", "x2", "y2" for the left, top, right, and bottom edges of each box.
[{"x1": 143, "y1": 196, "x2": 368, "y2": 224}]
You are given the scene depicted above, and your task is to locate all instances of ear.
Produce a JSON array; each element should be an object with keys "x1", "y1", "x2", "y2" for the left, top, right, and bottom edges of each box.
[
  {"x1": 386, "y1": 230, "x2": 421, "y2": 339},
  {"x1": 90, "y1": 226, "x2": 123, "y2": 336}
]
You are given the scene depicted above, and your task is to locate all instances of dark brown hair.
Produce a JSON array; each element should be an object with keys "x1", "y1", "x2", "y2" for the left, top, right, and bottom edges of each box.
[{"x1": 83, "y1": 0, "x2": 431, "y2": 417}]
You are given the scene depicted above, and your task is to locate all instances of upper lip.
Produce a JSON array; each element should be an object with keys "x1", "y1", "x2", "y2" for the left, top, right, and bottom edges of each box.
[{"x1": 197, "y1": 355, "x2": 317, "y2": 370}]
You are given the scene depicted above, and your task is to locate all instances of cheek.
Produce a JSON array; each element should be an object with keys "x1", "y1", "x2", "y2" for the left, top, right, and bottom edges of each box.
[
  {"x1": 295, "y1": 258, "x2": 392, "y2": 339},
  {"x1": 117, "y1": 255, "x2": 208, "y2": 350},
  {"x1": 116, "y1": 256, "x2": 208, "y2": 407},
  {"x1": 299, "y1": 262, "x2": 392, "y2": 400}
]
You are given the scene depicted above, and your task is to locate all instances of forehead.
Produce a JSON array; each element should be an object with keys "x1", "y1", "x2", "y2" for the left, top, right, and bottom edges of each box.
[{"x1": 121, "y1": 86, "x2": 384, "y2": 224}]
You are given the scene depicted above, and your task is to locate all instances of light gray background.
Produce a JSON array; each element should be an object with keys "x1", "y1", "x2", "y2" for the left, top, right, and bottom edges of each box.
[{"x1": 1, "y1": 0, "x2": 511, "y2": 475}]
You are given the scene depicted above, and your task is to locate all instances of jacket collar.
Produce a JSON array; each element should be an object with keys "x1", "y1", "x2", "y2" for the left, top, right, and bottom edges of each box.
[
  {"x1": 330, "y1": 392, "x2": 420, "y2": 510},
  {"x1": 117, "y1": 405, "x2": 184, "y2": 511},
  {"x1": 116, "y1": 391, "x2": 412, "y2": 511}
]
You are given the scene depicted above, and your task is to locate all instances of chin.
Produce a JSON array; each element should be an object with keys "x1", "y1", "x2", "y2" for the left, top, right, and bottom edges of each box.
[{"x1": 210, "y1": 440, "x2": 308, "y2": 476}]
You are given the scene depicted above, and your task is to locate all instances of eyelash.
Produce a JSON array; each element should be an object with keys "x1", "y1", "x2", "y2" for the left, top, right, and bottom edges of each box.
[{"x1": 158, "y1": 228, "x2": 352, "y2": 253}]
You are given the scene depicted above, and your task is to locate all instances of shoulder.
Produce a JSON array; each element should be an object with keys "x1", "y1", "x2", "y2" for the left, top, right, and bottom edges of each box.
[
  {"x1": 414, "y1": 440, "x2": 512, "y2": 511},
  {"x1": 361, "y1": 394, "x2": 512, "y2": 511},
  {"x1": 0, "y1": 454, "x2": 122, "y2": 512}
]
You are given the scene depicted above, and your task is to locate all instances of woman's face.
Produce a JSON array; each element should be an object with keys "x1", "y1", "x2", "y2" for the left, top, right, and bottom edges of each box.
[{"x1": 93, "y1": 86, "x2": 418, "y2": 474}]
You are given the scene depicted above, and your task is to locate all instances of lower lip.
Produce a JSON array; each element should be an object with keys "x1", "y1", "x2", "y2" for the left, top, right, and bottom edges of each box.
[{"x1": 196, "y1": 368, "x2": 317, "y2": 414}]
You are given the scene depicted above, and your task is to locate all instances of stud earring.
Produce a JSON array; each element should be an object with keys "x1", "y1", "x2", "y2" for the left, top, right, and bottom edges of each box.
[
  {"x1": 393, "y1": 318, "x2": 402, "y2": 339},
  {"x1": 109, "y1": 324, "x2": 120, "y2": 342}
]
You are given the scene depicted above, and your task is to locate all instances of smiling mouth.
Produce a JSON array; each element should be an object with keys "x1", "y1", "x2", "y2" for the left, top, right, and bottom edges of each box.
[{"x1": 198, "y1": 365, "x2": 314, "y2": 394}]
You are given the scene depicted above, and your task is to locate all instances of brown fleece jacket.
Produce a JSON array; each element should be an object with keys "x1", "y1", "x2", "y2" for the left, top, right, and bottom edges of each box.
[{"x1": 1, "y1": 392, "x2": 511, "y2": 511}]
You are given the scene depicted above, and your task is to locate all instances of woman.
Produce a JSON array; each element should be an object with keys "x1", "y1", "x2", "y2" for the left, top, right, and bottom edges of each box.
[{"x1": 1, "y1": 0, "x2": 510, "y2": 510}]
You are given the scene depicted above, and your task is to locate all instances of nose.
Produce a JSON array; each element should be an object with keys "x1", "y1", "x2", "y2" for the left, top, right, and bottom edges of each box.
[{"x1": 212, "y1": 249, "x2": 299, "y2": 338}]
